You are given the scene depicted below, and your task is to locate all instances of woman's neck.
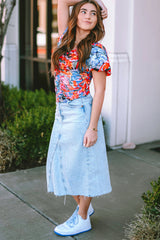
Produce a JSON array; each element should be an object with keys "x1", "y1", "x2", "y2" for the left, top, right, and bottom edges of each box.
[{"x1": 75, "y1": 27, "x2": 90, "y2": 46}]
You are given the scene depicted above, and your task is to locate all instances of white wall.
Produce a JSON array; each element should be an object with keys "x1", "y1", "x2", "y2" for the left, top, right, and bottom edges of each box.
[
  {"x1": 101, "y1": 0, "x2": 132, "y2": 146},
  {"x1": 101, "y1": 0, "x2": 160, "y2": 147},
  {"x1": 1, "y1": 0, "x2": 19, "y2": 88},
  {"x1": 128, "y1": 0, "x2": 160, "y2": 144}
]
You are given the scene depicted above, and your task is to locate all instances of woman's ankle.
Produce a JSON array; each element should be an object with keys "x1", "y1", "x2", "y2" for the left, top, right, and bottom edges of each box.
[{"x1": 78, "y1": 210, "x2": 87, "y2": 220}]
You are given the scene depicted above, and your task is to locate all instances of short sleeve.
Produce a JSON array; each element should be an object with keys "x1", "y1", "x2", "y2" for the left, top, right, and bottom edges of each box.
[
  {"x1": 86, "y1": 43, "x2": 111, "y2": 76},
  {"x1": 57, "y1": 27, "x2": 68, "y2": 46}
]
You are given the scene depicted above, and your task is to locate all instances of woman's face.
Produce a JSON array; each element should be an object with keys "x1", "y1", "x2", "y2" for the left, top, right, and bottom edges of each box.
[{"x1": 77, "y1": 3, "x2": 98, "y2": 32}]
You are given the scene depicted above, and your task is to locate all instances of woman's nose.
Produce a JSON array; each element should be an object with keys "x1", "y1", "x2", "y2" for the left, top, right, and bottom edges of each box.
[{"x1": 85, "y1": 13, "x2": 91, "y2": 19}]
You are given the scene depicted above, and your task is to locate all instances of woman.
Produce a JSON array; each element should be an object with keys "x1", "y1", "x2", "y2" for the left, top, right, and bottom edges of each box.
[{"x1": 46, "y1": 0, "x2": 112, "y2": 236}]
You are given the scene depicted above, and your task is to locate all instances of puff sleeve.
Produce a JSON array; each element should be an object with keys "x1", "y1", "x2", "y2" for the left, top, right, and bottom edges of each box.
[
  {"x1": 86, "y1": 43, "x2": 111, "y2": 76},
  {"x1": 57, "y1": 27, "x2": 68, "y2": 46}
]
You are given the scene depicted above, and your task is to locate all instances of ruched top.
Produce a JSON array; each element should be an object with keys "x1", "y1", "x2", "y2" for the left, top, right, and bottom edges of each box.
[{"x1": 54, "y1": 29, "x2": 111, "y2": 102}]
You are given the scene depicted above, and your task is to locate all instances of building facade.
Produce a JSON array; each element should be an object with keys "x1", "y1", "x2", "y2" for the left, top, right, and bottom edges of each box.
[{"x1": 1, "y1": 0, "x2": 160, "y2": 147}]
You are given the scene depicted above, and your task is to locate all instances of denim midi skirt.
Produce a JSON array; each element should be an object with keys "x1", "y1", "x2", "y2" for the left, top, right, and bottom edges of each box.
[{"x1": 46, "y1": 94, "x2": 112, "y2": 197}]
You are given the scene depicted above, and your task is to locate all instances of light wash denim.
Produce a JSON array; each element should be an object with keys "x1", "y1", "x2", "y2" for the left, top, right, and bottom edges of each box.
[{"x1": 46, "y1": 94, "x2": 112, "y2": 197}]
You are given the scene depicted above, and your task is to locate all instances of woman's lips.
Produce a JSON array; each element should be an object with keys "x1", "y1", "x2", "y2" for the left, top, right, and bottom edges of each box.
[{"x1": 84, "y1": 21, "x2": 92, "y2": 24}]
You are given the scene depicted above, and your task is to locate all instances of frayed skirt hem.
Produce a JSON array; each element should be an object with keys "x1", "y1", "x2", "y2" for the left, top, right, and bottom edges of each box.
[{"x1": 46, "y1": 188, "x2": 112, "y2": 198}]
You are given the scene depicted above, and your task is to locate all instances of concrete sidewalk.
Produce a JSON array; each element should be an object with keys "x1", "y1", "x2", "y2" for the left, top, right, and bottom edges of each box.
[{"x1": 0, "y1": 141, "x2": 160, "y2": 240}]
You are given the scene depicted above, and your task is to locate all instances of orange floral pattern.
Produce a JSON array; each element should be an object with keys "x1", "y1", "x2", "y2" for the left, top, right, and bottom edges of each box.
[{"x1": 55, "y1": 32, "x2": 111, "y2": 102}]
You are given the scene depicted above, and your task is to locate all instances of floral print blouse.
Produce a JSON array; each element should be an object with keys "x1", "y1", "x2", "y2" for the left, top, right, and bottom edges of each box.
[{"x1": 54, "y1": 29, "x2": 111, "y2": 102}]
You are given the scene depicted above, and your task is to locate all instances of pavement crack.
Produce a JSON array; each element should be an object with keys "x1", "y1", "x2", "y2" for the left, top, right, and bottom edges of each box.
[
  {"x1": 117, "y1": 149, "x2": 143, "y2": 160},
  {"x1": 116, "y1": 149, "x2": 160, "y2": 168},
  {"x1": 0, "y1": 181, "x2": 77, "y2": 240}
]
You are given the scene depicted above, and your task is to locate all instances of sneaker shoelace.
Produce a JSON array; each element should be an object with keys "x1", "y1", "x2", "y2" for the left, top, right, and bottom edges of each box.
[{"x1": 66, "y1": 213, "x2": 79, "y2": 228}]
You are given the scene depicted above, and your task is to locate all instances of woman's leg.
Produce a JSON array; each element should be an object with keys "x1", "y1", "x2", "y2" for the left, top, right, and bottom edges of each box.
[
  {"x1": 72, "y1": 195, "x2": 80, "y2": 205},
  {"x1": 78, "y1": 196, "x2": 92, "y2": 219}
]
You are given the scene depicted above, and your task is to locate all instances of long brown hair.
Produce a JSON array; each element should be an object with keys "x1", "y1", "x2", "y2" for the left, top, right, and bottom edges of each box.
[{"x1": 52, "y1": 0, "x2": 105, "y2": 73}]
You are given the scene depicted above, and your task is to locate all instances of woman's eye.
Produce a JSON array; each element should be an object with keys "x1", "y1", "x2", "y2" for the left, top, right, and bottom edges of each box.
[{"x1": 81, "y1": 10, "x2": 86, "y2": 14}]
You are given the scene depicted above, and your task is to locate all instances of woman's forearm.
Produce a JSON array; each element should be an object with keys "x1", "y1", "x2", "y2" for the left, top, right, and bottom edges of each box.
[
  {"x1": 60, "y1": 0, "x2": 81, "y2": 7},
  {"x1": 61, "y1": 0, "x2": 106, "y2": 8},
  {"x1": 95, "y1": 0, "x2": 106, "y2": 10},
  {"x1": 88, "y1": 90, "x2": 105, "y2": 130}
]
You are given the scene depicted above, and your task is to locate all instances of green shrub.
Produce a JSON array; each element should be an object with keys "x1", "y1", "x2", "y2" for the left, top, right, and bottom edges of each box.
[
  {"x1": 2, "y1": 84, "x2": 55, "y2": 126},
  {"x1": 0, "y1": 129, "x2": 17, "y2": 172},
  {"x1": 1, "y1": 84, "x2": 56, "y2": 170},
  {"x1": 1, "y1": 84, "x2": 23, "y2": 124},
  {"x1": 142, "y1": 177, "x2": 160, "y2": 218},
  {"x1": 7, "y1": 106, "x2": 55, "y2": 168},
  {"x1": 124, "y1": 177, "x2": 160, "y2": 240}
]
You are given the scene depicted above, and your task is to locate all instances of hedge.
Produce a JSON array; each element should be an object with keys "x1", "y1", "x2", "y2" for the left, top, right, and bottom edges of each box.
[{"x1": 0, "y1": 84, "x2": 56, "y2": 171}]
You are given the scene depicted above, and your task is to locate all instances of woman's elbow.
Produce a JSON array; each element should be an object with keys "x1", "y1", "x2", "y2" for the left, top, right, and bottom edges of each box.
[{"x1": 94, "y1": 86, "x2": 106, "y2": 96}]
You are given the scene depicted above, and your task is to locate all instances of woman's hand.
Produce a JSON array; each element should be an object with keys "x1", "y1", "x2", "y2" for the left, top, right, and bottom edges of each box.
[
  {"x1": 101, "y1": 5, "x2": 108, "y2": 19},
  {"x1": 83, "y1": 129, "x2": 98, "y2": 148}
]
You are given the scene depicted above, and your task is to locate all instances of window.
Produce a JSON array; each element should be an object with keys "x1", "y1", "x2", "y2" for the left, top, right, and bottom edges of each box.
[{"x1": 19, "y1": 0, "x2": 58, "y2": 91}]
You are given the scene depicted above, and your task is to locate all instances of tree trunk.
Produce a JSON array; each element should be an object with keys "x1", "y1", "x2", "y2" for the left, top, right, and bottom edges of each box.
[
  {"x1": 0, "y1": 54, "x2": 4, "y2": 123},
  {"x1": 0, "y1": 0, "x2": 16, "y2": 123}
]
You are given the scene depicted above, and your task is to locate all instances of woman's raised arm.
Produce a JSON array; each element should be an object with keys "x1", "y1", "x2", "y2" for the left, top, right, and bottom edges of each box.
[
  {"x1": 58, "y1": 0, "x2": 80, "y2": 36},
  {"x1": 58, "y1": 0, "x2": 108, "y2": 36}
]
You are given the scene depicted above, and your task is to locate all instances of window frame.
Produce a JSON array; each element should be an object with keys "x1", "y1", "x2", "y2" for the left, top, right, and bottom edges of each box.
[{"x1": 19, "y1": 0, "x2": 54, "y2": 91}]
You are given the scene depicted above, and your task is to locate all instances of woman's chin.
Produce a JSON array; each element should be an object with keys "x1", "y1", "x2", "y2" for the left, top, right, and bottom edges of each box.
[{"x1": 78, "y1": 26, "x2": 94, "y2": 32}]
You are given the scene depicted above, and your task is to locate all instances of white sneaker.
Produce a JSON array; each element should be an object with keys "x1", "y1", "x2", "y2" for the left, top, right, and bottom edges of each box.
[
  {"x1": 88, "y1": 203, "x2": 95, "y2": 216},
  {"x1": 54, "y1": 213, "x2": 92, "y2": 236},
  {"x1": 77, "y1": 203, "x2": 94, "y2": 216},
  {"x1": 67, "y1": 203, "x2": 94, "y2": 221},
  {"x1": 64, "y1": 205, "x2": 79, "y2": 223}
]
